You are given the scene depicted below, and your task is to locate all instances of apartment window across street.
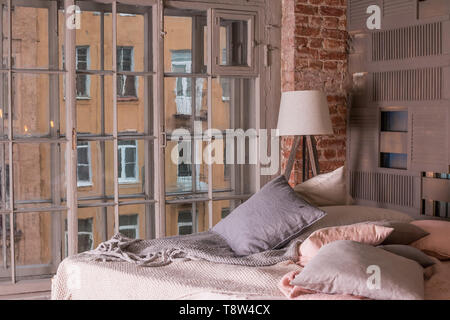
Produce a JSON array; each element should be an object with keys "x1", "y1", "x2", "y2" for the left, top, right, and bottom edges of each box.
[
  {"x1": 177, "y1": 210, "x2": 193, "y2": 235},
  {"x1": 118, "y1": 140, "x2": 138, "y2": 183},
  {"x1": 117, "y1": 46, "x2": 137, "y2": 98},
  {"x1": 77, "y1": 142, "x2": 92, "y2": 187},
  {"x1": 76, "y1": 46, "x2": 90, "y2": 98},
  {"x1": 0, "y1": 0, "x2": 265, "y2": 286},
  {"x1": 119, "y1": 214, "x2": 139, "y2": 239},
  {"x1": 64, "y1": 219, "x2": 94, "y2": 256}
]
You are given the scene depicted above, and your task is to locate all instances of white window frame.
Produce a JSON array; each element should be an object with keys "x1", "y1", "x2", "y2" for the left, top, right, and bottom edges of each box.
[
  {"x1": 77, "y1": 142, "x2": 92, "y2": 187},
  {"x1": 118, "y1": 140, "x2": 139, "y2": 184}
]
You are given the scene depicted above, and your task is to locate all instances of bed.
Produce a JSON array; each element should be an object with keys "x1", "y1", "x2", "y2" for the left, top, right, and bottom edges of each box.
[
  {"x1": 51, "y1": 205, "x2": 450, "y2": 300},
  {"x1": 51, "y1": 252, "x2": 450, "y2": 300}
]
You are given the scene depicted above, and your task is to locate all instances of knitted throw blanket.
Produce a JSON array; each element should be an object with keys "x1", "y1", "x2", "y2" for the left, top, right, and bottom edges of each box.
[{"x1": 83, "y1": 231, "x2": 298, "y2": 267}]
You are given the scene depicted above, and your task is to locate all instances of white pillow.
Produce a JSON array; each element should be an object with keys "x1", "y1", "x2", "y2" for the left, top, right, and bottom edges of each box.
[{"x1": 294, "y1": 166, "x2": 354, "y2": 207}]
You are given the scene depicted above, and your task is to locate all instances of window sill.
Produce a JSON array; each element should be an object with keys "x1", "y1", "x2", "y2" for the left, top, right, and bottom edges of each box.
[
  {"x1": 117, "y1": 97, "x2": 139, "y2": 102},
  {"x1": 0, "y1": 278, "x2": 51, "y2": 298},
  {"x1": 119, "y1": 180, "x2": 139, "y2": 185},
  {"x1": 77, "y1": 183, "x2": 93, "y2": 189}
]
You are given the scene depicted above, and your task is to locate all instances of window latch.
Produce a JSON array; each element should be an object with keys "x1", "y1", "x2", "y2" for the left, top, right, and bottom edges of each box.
[
  {"x1": 161, "y1": 132, "x2": 167, "y2": 148},
  {"x1": 72, "y1": 128, "x2": 77, "y2": 150}
]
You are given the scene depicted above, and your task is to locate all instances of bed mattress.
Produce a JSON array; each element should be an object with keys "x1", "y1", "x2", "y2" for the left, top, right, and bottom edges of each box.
[{"x1": 51, "y1": 254, "x2": 450, "y2": 300}]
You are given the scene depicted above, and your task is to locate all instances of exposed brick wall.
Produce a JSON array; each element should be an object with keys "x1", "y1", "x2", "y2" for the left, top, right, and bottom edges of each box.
[{"x1": 281, "y1": 0, "x2": 349, "y2": 186}]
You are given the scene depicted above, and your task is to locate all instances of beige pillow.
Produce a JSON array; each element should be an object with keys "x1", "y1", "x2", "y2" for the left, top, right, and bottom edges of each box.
[
  {"x1": 298, "y1": 222, "x2": 394, "y2": 264},
  {"x1": 294, "y1": 166, "x2": 354, "y2": 207},
  {"x1": 411, "y1": 220, "x2": 450, "y2": 260}
]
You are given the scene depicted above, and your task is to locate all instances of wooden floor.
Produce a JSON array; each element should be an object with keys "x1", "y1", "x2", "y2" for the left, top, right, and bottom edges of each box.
[{"x1": 0, "y1": 278, "x2": 51, "y2": 300}]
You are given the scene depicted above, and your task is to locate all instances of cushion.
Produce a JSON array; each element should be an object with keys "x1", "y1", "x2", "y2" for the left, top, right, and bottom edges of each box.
[
  {"x1": 377, "y1": 245, "x2": 436, "y2": 268},
  {"x1": 212, "y1": 175, "x2": 327, "y2": 256},
  {"x1": 291, "y1": 240, "x2": 425, "y2": 300},
  {"x1": 288, "y1": 205, "x2": 413, "y2": 245},
  {"x1": 293, "y1": 166, "x2": 354, "y2": 207},
  {"x1": 373, "y1": 221, "x2": 429, "y2": 245},
  {"x1": 411, "y1": 220, "x2": 450, "y2": 260},
  {"x1": 298, "y1": 223, "x2": 394, "y2": 263}
]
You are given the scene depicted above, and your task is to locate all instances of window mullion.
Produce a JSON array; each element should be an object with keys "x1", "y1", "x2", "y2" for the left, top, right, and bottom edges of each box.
[
  {"x1": 112, "y1": 0, "x2": 120, "y2": 234},
  {"x1": 7, "y1": 0, "x2": 15, "y2": 283},
  {"x1": 49, "y1": 0, "x2": 62, "y2": 270},
  {"x1": 64, "y1": 0, "x2": 79, "y2": 257},
  {"x1": 153, "y1": 0, "x2": 165, "y2": 238},
  {"x1": 206, "y1": 9, "x2": 213, "y2": 229}
]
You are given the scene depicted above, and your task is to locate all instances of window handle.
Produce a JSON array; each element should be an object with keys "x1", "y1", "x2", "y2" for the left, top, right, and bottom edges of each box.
[
  {"x1": 161, "y1": 132, "x2": 167, "y2": 148},
  {"x1": 72, "y1": 128, "x2": 77, "y2": 150}
]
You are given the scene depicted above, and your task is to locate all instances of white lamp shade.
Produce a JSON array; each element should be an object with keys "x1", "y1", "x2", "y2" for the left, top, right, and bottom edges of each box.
[{"x1": 277, "y1": 90, "x2": 333, "y2": 136}]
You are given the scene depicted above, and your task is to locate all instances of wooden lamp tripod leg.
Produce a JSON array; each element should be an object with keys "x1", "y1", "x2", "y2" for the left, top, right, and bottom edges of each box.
[{"x1": 284, "y1": 136, "x2": 320, "y2": 182}]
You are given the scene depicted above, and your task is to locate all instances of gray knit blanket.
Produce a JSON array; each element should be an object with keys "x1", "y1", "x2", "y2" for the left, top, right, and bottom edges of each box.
[{"x1": 83, "y1": 231, "x2": 299, "y2": 267}]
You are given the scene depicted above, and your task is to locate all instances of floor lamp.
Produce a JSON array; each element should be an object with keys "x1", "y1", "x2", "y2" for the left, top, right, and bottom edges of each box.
[{"x1": 277, "y1": 90, "x2": 333, "y2": 181}]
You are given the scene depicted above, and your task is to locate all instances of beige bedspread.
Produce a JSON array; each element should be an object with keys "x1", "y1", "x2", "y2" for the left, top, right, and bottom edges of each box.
[{"x1": 51, "y1": 254, "x2": 450, "y2": 300}]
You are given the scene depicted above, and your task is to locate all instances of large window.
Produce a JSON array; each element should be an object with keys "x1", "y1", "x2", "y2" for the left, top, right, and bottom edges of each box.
[{"x1": 0, "y1": 0, "x2": 267, "y2": 285}]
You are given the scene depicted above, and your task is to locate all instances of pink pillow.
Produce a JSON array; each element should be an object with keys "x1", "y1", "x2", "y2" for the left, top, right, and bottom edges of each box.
[
  {"x1": 410, "y1": 220, "x2": 450, "y2": 261},
  {"x1": 298, "y1": 223, "x2": 394, "y2": 264}
]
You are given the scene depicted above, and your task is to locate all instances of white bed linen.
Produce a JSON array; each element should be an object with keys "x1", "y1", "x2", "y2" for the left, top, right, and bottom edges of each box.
[{"x1": 51, "y1": 255, "x2": 450, "y2": 300}]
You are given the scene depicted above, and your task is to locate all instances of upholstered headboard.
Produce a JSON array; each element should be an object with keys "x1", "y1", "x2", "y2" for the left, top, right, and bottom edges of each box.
[{"x1": 346, "y1": 0, "x2": 450, "y2": 218}]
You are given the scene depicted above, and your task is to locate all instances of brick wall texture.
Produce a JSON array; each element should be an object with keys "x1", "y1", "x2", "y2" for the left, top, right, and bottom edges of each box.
[{"x1": 281, "y1": 0, "x2": 349, "y2": 186}]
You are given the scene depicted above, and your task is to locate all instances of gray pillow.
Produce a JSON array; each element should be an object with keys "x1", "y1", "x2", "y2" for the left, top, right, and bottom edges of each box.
[
  {"x1": 377, "y1": 245, "x2": 435, "y2": 268},
  {"x1": 212, "y1": 175, "x2": 326, "y2": 256},
  {"x1": 291, "y1": 240, "x2": 424, "y2": 300},
  {"x1": 374, "y1": 221, "x2": 429, "y2": 245}
]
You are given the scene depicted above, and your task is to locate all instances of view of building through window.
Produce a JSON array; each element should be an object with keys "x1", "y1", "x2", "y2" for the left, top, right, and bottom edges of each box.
[{"x1": 0, "y1": 0, "x2": 259, "y2": 283}]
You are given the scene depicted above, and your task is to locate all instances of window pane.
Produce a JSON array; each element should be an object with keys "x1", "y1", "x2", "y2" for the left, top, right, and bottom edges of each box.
[
  {"x1": 76, "y1": 140, "x2": 114, "y2": 201},
  {"x1": 164, "y1": 77, "x2": 208, "y2": 135},
  {"x1": 119, "y1": 214, "x2": 139, "y2": 239},
  {"x1": 164, "y1": 11, "x2": 207, "y2": 74},
  {"x1": 219, "y1": 18, "x2": 249, "y2": 67},
  {"x1": 0, "y1": 143, "x2": 10, "y2": 210},
  {"x1": 13, "y1": 73, "x2": 51, "y2": 137},
  {"x1": 165, "y1": 202, "x2": 207, "y2": 236},
  {"x1": 125, "y1": 146, "x2": 136, "y2": 163},
  {"x1": 13, "y1": 143, "x2": 65, "y2": 205},
  {"x1": 125, "y1": 163, "x2": 135, "y2": 178},
  {"x1": 64, "y1": 208, "x2": 111, "y2": 257},
  {"x1": 211, "y1": 77, "x2": 256, "y2": 193},
  {"x1": 75, "y1": 75, "x2": 113, "y2": 136},
  {"x1": 12, "y1": 6, "x2": 49, "y2": 69},
  {"x1": 165, "y1": 140, "x2": 208, "y2": 195},
  {"x1": 106, "y1": 205, "x2": 149, "y2": 240},
  {"x1": 118, "y1": 76, "x2": 150, "y2": 136},
  {"x1": 15, "y1": 212, "x2": 54, "y2": 270},
  {"x1": 0, "y1": 213, "x2": 11, "y2": 281},
  {"x1": 75, "y1": 5, "x2": 110, "y2": 71},
  {"x1": 0, "y1": 73, "x2": 8, "y2": 141},
  {"x1": 117, "y1": 5, "x2": 150, "y2": 73},
  {"x1": 77, "y1": 165, "x2": 90, "y2": 183},
  {"x1": 119, "y1": 139, "x2": 150, "y2": 197},
  {"x1": 77, "y1": 145, "x2": 89, "y2": 165}
]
